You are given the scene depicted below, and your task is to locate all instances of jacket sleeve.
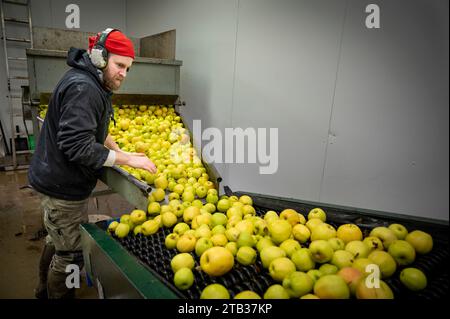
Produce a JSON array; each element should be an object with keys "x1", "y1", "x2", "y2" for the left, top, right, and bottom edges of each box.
[{"x1": 56, "y1": 82, "x2": 109, "y2": 170}]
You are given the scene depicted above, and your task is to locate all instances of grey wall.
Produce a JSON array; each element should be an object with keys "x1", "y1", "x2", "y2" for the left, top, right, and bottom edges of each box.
[
  {"x1": 126, "y1": 0, "x2": 448, "y2": 221},
  {"x1": 0, "y1": 0, "x2": 126, "y2": 153}
]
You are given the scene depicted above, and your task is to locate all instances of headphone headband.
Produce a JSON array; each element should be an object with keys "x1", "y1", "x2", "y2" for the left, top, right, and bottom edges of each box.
[{"x1": 96, "y1": 28, "x2": 117, "y2": 49}]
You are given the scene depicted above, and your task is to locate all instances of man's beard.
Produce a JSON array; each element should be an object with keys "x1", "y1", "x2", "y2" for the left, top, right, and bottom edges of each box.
[{"x1": 103, "y1": 72, "x2": 122, "y2": 92}]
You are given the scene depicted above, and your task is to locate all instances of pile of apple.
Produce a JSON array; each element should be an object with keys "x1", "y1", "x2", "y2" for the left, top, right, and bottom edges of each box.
[
  {"x1": 108, "y1": 191, "x2": 433, "y2": 299},
  {"x1": 38, "y1": 104, "x2": 48, "y2": 119}
]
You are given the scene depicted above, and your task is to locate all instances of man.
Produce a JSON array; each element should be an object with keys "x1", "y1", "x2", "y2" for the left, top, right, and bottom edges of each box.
[{"x1": 28, "y1": 29, "x2": 156, "y2": 299}]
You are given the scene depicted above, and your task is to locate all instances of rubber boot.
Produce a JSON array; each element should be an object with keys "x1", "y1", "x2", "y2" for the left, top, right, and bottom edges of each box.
[
  {"x1": 34, "y1": 244, "x2": 55, "y2": 299},
  {"x1": 47, "y1": 268, "x2": 76, "y2": 299}
]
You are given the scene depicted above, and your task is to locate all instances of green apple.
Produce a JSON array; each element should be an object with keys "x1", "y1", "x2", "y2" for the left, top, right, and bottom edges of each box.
[
  {"x1": 173, "y1": 222, "x2": 190, "y2": 235},
  {"x1": 226, "y1": 206, "x2": 243, "y2": 219},
  {"x1": 242, "y1": 205, "x2": 256, "y2": 216},
  {"x1": 279, "y1": 239, "x2": 301, "y2": 258},
  {"x1": 152, "y1": 188, "x2": 166, "y2": 202},
  {"x1": 161, "y1": 212, "x2": 178, "y2": 228},
  {"x1": 114, "y1": 223, "x2": 130, "y2": 238},
  {"x1": 203, "y1": 203, "x2": 216, "y2": 214},
  {"x1": 235, "y1": 220, "x2": 254, "y2": 235},
  {"x1": 119, "y1": 214, "x2": 133, "y2": 228},
  {"x1": 168, "y1": 192, "x2": 180, "y2": 201},
  {"x1": 211, "y1": 225, "x2": 226, "y2": 235},
  {"x1": 405, "y1": 230, "x2": 433, "y2": 254},
  {"x1": 194, "y1": 224, "x2": 212, "y2": 239},
  {"x1": 256, "y1": 237, "x2": 275, "y2": 253},
  {"x1": 319, "y1": 263, "x2": 339, "y2": 275},
  {"x1": 183, "y1": 206, "x2": 200, "y2": 224},
  {"x1": 363, "y1": 236, "x2": 384, "y2": 252},
  {"x1": 260, "y1": 246, "x2": 286, "y2": 269},
  {"x1": 311, "y1": 223, "x2": 337, "y2": 241},
  {"x1": 224, "y1": 227, "x2": 240, "y2": 242},
  {"x1": 282, "y1": 271, "x2": 314, "y2": 298},
  {"x1": 182, "y1": 191, "x2": 195, "y2": 203},
  {"x1": 133, "y1": 225, "x2": 143, "y2": 236},
  {"x1": 314, "y1": 274, "x2": 350, "y2": 299},
  {"x1": 268, "y1": 220, "x2": 292, "y2": 245},
  {"x1": 253, "y1": 219, "x2": 269, "y2": 236},
  {"x1": 206, "y1": 193, "x2": 219, "y2": 205},
  {"x1": 309, "y1": 240, "x2": 334, "y2": 263},
  {"x1": 173, "y1": 267, "x2": 194, "y2": 290},
  {"x1": 328, "y1": 238, "x2": 346, "y2": 251},
  {"x1": 308, "y1": 208, "x2": 327, "y2": 222},
  {"x1": 107, "y1": 221, "x2": 119, "y2": 234},
  {"x1": 234, "y1": 291, "x2": 261, "y2": 299},
  {"x1": 292, "y1": 224, "x2": 311, "y2": 243},
  {"x1": 173, "y1": 204, "x2": 185, "y2": 218},
  {"x1": 207, "y1": 188, "x2": 218, "y2": 196},
  {"x1": 369, "y1": 227, "x2": 397, "y2": 249},
  {"x1": 191, "y1": 199, "x2": 204, "y2": 208},
  {"x1": 173, "y1": 183, "x2": 185, "y2": 195},
  {"x1": 336, "y1": 224, "x2": 363, "y2": 244},
  {"x1": 300, "y1": 294, "x2": 320, "y2": 299},
  {"x1": 355, "y1": 279, "x2": 394, "y2": 299},
  {"x1": 236, "y1": 246, "x2": 257, "y2": 265},
  {"x1": 130, "y1": 209, "x2": 147, "y2": 225},
  {"x1": 388, "y1": 223, "x2": 408, "y2": 240},
  {"x1": 269, "y1": 257, "x2": 296, "y2": 282},
  {"x1": 400, "y1": 268, "x2": 427, "y2": 291},
  {"x1": 305, "y1": 218, "x2": 323, "y2": 233},
  {"x1": 216, "y1": 199, "x2": 231, "y2": 212},
  {"x1": 147, "y1": 202, "x2": 161, "y2": 216},
  {"x1": 239, "y1": 195, "x2": 253, "y2": 206},
  {"x1": 195, "y1": 237, "x2": 214, "y2": 257},
  {"x1": 200, "y1": 246, "x2": 234, "y2": 276},
  {"x1": 307, "y1": 269, "x2": 323, "y2": 283},
  {"x1": 264, "y1": 210, "x2": 279, "y2": 223},
  {"x1": 176, "y1": 233, "x2": 197, "y2": 252},
  {"x1": 225, "y1": 242, "x2": 238, "y2": 256},
  {"x1": 165, "y1": 233, "x2": 179, "y2": 249},
  {"x1": 237, "y1": 232, "x2": 256, "y2": 248},
  {"x1": 171, "y1": 253, "x2": 195, "y2": 272},
  {"x1": 200, "y1": 283, "x2": 230, "y2": 299},
  {"x1": 368, "y1": 251, "x2": 397, "y2": 279},
  {"x1": 141, "y1": 220, "x2": 159, "y2": 236},
  {"x1": 280, "y1": 209, "x2": 302, "y2": 226},
  {"x1": 331, "y1": 250, "x2": 355, "y2": 269},
  {"x1": 211, "y1": 233, "x2": 228, "y2": 246},
  {"x1": 263, "y1": 284, "x2": 290, "y2": 299},
  {"x1": 352, "y1": 258, "x2": 374, "y2": 276},
  {"x1": 388, "y1": 240, "x2": 416, "y2": 266},
  {"x1": 196, "y1": 185, "x2": 208, "y2": 198},
  {"x1": 345, "y1": 241, "x2": 370, "y2": 259},
  {"x1": 291, "y1": 248, "x2": 316, "y2": 272}
]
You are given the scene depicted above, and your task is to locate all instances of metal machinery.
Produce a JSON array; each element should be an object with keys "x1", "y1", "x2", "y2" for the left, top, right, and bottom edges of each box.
[{"x1": 26, "y1": 28, "x2": 448, "y2": 300}]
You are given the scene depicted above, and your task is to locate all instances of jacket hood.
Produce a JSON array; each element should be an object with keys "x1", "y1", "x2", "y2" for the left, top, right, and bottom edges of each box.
[{"x1": 67, "y1": 47, "x2": 105, "y2": 89}]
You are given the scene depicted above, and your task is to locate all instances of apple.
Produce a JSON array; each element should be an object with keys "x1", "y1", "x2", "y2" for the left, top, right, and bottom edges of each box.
[
  {"x1": 165, "y1": 233, "x2": 179, "y2": 249},
  {"x1": 192, "y1": 213, "x2": 211, "y2": 229},
  {"x1": 253, "y1": 219, "x2": 269, "y2": 236},
  {"x1": 268, "y1": 220, "x2": 292, "y2": 245},
  {"x1": 182, "y1": 191, "x2": 195, "y2": 203},
  {"x1": 239, "y1": 195, "x2": 253, "y2": 206},
  {"x1": 107, "y1": 221, "x2": 119, "y2": 234},
  {"x1": 183, "y1": 206, "x2": 200, "y2": 224},
  {"x1": 328, "y1": 238, "x2": 346, "y2": 251},
  {"x1": 388, "y1": 223, "x2": 408, "y2": 240},
  {"x1": 206, "y1": 193, "x2": 219, "y2": 205},
  {"x1": 368, "y1": 251, "x2": 397, "y2": 279},
  {"x1": 264, "y1": 210, "x2": 279, "y2": 223},
  {"x1": 200, "y1": 283, "x2": 230, "y2": 299},
  {"x1": 260, "y1": 246, "x2": 287, "y2": 269},
  {"x1": 211, "y1": 225, "x2": 226, "y2": 235},
  {"x1": 279, "y1": 239, "x2": 301, "y2": 258},
  {"x1": 369, "y1": 227, "x2": 397, "y2": 249},
  {"x1": 161, "y1": 212, "x2": 178, "y2": 228},
  {"x1": 195, "y1": 185, "x2": 208, "y2": 198},
  {"x1": 234, "y1": 291, "x2": 261, "y2": 299},
  {"x1": 352, "y1": 258, "x2": 374, "y2": 276},
  {"x1": 309, "y1": 240, "x2": 334, "y2": 263},
  {"x1": 308, "y1": 208, "x2": 327, "y2": 222},
  {"x1": 217, "y1": 199, "x2": 231, "y2": 212},
  {"x1": 173, "y1": 204, "x2": 185, "y2": 218},
  {"x1": 345, "y1": 241, "x2": 370, "y2": 259},
  {"x1": 168, "y1": 192, "x2": 180, "y2": 201},
  {"x1": 141, "y1": 220, "x2": 159, "y2": 236},
  {"x1": 173, "y1": 267, "x2": 194, "y2": 290},
  {"x1": 237, "y1": 232, "x2": 256, "y2": 248},
  {"x1": 200, "y1": 247, "x2": 234, "y2": 276},
  {"x1": 256, "y1": 237, "x2": 275, "y2": 253},
  {"x1": 307, "y1": 269, "x2": 323, "y2": 284},
  {"x1": 207, "y1": 188, "x2": 218, "y2": 196},
  {"x1": 191, "y1": 199, "x2": 204, "y2": 208},
  {"x1": 311, "y1": 223, "x2": 337, "y2": 241},
  {"x1": 291, "y1": 248, "x2": 316, "y2": 272},
  {"x1": 114, "y1": 223, "x2": 130, "y2": 238},
  {"x1": 119, "y1": 214, "x2": 134, "y2": 229},
  {"x1": 355, "y1": 279, "x2": 394, "y2": 299},
  {"x1": 176, "y1": 233, "x2": 197, "y2": 252},
  {"x1": 263, "y1": 284, "x2": 290, "y2": 299},
  {"x1": 292, "y1": 224, "x2": 311, "y2": 243},
  {"x1": 319, "y1": 263, "x2": 339, "y2": 275},
  {"x1": 300, "y1": 294, "x2": 320, "y2": 299},
  {"x1": 269, "y1": 257, "x2": 296, "y2": 282},
  {"x1": 305, "y1": 218, "x2": 323, "y2": 233},
  {"x1": 147, "y1": 202, "x2": 161, "y2": 216},
  {"x1": 313, "y1": 275, "x2": 350, "y2": 299},
  {"x1": 236, "y1": 246, "x2": 257, "y2": 265},
  {"x1": 280, "y1": 209, "x2": 301, "y2": 226},
  {"x1": 282, "y1": 271, "x2": 314, "y2": 298},
  {"x1": 331, "y1": 250, "x2": 355, "y2": 269},
  {"x1": 405, "y1": 230, "x2": 433, "y2": 254},
  {"x1": 195, "y1": 237, "x2": 214, "y2": 257},
  {"x1": 171, "y1": 253, "x2": 195, "y2": 272},
  {"x1": 160, "y1": 204, "x2": 172, "y2": 215},
  {"x1": 173, "y1": 183, "x2": 185, "y2": 195},
  {"x1": 130, "y1": 209, "x2": 147, "y2": 225},
  {"x1": 337, "y1": 267, "x2": 364, "y2": 296},
  {"x1": 235, "y1": 220, "x2": 254, "y2": 235},
  {"x1": 388, "y1": 240, "x2": 416, "y2": 266},
  {"x1": 363, "y1": 236, "x2": 384, "y2": 252},
  {"x1": 224, "y1": 227, "x2": 240, "y2": 242},
  {"x1": 133, "y1": 225, "x2": 142, "y2": 236},
  {"x1": 194, "y1": 224, "x2": 212, "y2": 239},
  {"x1": 225, "y1": 242, "x2": 238, "y2": 256},
  {"x1": 173, "y1": 222, "x2": 190, "y2": 235},
  {"x1": 336, "y1": 224, "x2": 363, "y2": 244},
  {"x1": 211, "y1": 233, "x2": 228, "y2": 247},
  {"x1": 203, "y1": 203, "x2": 216, "y2": 214},
  {"x1": 400, "y1": 268, "x2": 427, "y2": 291},
  {"x1": 152, "y1": 188, "x2": 166, "y2": 202},
  {"x1": 242, "y1": 205, "x2": 256, "y2": 217},
  {"x1": 154, "y1": 175, "x2": 168, "y2": 190}
]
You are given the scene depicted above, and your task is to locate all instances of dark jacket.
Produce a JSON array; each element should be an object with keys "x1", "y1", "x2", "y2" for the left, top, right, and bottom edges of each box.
[{"x1": 28, "y1": 47, "x2": 113, "y2": 200}]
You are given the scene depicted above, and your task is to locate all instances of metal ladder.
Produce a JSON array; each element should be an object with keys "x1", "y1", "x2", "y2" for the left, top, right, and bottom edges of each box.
[{"x1": 0, "y1": 0, "x2": 33, "y2": 169}]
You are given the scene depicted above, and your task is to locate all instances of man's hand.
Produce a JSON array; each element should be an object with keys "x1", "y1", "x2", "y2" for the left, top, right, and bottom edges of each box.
[{"x1": 127, "y1": 154, "x2": 157, "y2": 173}]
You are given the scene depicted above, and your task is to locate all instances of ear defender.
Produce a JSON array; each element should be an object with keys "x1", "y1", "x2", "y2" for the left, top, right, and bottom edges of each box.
[{"x1": 90, "y1": 28, "x2": 117, "y2": 69}]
